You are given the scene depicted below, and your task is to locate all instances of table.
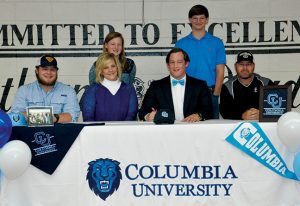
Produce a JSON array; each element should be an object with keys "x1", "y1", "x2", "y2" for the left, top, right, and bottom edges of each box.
[{"x1": 1, "y1": 121, "x2": 300, "y2": 206}]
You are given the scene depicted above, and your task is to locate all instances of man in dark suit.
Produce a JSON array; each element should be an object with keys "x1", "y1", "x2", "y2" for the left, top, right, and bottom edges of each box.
[{"x1": 139, "y1": 48, "x2": 212, "y2": 122}]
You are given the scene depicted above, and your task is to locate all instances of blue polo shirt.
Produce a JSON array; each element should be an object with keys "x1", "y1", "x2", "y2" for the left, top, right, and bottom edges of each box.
[
  {"x1": 11, "y1": 81, "x2": 80, "y2": 122},
  {"x1": 175, "y1": 32, "x2": 226, "y2": 87}
]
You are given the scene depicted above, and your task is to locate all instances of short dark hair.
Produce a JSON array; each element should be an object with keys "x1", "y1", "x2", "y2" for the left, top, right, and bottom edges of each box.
[
  {"x1": 188, "y1": 4, "x2": 209, "y2": 18},
  {"x1": 166, "y1": 48, "x2": 190, "y2": 64}
]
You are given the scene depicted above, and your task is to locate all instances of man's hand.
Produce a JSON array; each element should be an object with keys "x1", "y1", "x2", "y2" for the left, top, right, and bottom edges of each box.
[
  {"x1": 145, "y1": 108, "x2": 157, "y2": 122},
  {"x1": 182, "y1": 113, "x2": 201, "y2": 122},
  {"x1": 242, "y1": 108, "x2": 259, "y2": 120}
]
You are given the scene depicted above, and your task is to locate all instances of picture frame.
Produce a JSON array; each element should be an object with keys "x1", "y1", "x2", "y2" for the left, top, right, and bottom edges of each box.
[
  {"x1": 26, "y1": 106, "x2": 54, "y2": 127},
  {"x1": 259, "y1": 85, "x2": 292, "y2": 122}
]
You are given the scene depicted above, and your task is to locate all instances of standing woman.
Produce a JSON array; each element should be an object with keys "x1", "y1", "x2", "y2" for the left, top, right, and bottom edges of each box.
[
  {"x1": 82, "y1": 53, "x2": 138, "y2": 121},
  {"x1": 89, "y1": 31, "x2": 136, "y2": 85}
]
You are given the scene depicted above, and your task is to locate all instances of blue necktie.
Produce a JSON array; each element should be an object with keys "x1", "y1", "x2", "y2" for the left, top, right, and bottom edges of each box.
[{"x1": 172, "y1": 79, "x2": 185, "y2": 86}]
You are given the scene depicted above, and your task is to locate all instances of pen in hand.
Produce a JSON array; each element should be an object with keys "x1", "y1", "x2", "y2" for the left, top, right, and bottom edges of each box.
[{"x1": 146, "y1": 107, "x2": 157, "y2": 121}]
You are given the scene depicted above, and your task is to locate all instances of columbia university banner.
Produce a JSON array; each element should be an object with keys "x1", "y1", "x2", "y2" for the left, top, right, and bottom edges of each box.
[{"x1": 1, "y1": 122, "x2": 299, "y2": 206}]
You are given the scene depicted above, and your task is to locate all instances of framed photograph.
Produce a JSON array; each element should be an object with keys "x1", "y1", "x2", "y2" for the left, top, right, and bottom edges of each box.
[
  {"x1": 259, "y1": 85, "x2": 292, "y2": 122},
  {"x1": 26, "y1": 106, "x2": 54, "y2": 127}
]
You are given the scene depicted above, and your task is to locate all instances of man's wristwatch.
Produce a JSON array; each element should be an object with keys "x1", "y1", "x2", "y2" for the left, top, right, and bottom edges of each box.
[{"x1": 54, "y1": 114, "x2": 60, "y2": 123}]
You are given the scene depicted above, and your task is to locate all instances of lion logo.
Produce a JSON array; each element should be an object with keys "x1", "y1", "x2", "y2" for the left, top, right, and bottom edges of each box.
[
  {"x1": 12, "y1": 113, "x2": 20, "y2": 122},
  {"x1": 86, "y1": 158, "x2": 122, "y2": 201}
]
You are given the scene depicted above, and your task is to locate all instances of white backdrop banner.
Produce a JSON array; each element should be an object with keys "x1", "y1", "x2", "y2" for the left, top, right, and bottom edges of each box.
[{"x1": 1, "y1": 121, "x2": 300, "y2": 206}]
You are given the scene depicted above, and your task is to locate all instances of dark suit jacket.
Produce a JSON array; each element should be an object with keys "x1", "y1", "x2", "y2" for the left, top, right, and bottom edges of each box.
[{"x1": 138, "y1": 75, "x2": 212, "y2": 120}]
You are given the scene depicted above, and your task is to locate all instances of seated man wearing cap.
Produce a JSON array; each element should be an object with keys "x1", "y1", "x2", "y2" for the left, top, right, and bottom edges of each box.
[
  {"x1": 139, "y1": 48, "x2": 212, "y2": 122},
  {"x1": 11, "y1": 55, "x2": 80, "y2": 123},
  {"x1": 219, "y1": 51, "x2": 274, "y2": 120}
]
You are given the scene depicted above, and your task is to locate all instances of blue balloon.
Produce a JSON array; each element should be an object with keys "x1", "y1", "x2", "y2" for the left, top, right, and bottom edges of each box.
[
  {"x1": 0, "y1": 110, "x2": 12, "y2": 148},
  {"x1": 8, "y1": 112, "x2": 28, "y2": 127},
  {"x1": 293, "y1": 150, "x2": 300, "y2": 180}
]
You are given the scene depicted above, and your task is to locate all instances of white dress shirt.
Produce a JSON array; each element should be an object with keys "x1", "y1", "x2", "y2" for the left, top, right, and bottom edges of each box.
[{"x1": 170, "y1": 76, "x2": 186, "y2": 121}]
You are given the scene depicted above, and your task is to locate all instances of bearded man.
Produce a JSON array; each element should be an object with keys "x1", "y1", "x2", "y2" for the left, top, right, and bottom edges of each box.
[
  {"x1": 11, "y1": 55, "x2": 80, "y2": 123},
  {"x1": 219, "y1": 51, "x2": 274, "y2": 120}
]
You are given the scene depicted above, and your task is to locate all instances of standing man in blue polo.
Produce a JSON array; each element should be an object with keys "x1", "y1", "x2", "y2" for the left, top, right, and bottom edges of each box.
[
  {"x1": 175, "y1": 4, "x2": 226, "y2": 119},
  {"x1": 11, "y1": 55, "x2": 80, "y2": 123}
]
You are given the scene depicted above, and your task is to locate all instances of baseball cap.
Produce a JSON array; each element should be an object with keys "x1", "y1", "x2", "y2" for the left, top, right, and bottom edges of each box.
[
  {"x1": 36, "y1": 55, "x2": 58, "y2": 69},
  {"x1": 236, "y1": 51, "x2": 254, "y2": 63},
  {"x1": 153, "y1": 109, "x2": 175, "y2": 124}
]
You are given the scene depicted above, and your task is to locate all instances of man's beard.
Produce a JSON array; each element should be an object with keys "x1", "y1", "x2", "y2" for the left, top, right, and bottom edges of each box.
[
  {"x1": 240, "y1": 75, "x2": 252, "y2": 80},
  {"x1": 239, "y1": 73, "x2": 253, "y2": 80},
  {"x1": 36, "y1": 73, "x2": 57, "y2": 86}
]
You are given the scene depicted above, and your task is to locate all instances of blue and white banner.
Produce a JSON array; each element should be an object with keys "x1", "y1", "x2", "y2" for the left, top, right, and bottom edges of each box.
[
  {"x1": 226, "y1": 122, "x2": 298, "y2": 181},
  {"x1": 2, "y1": 122, "x2": 300, "y2": 206}
]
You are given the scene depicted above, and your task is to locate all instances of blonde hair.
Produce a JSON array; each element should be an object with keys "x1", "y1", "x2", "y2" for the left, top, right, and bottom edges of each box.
[
  {"x1": 95, "y1": 53, "x2": 122, "y2": 83},
  {"x1": 103, "y1": 31, "x2": 127, "y2": 71}
]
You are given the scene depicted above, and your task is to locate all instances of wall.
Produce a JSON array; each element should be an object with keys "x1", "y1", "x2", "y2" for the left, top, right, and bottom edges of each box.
[{"x1": 0, "y1": 0, "x2": 299, "y2": 112}]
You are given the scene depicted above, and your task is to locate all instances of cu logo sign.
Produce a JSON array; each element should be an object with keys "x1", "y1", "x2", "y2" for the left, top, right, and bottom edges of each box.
[
  {"x1": 267, "y1": 94, "x2": 282, "y2": 108},
  {"x1": 161, "y1": 111, "x2": 169, "y2": 118}
]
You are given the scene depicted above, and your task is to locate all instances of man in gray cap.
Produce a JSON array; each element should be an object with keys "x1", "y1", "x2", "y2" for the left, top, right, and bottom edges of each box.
[
  {"x1": 219, "y1": 51, "x2": 274, "y2": 120},
  {"x1": 11, "y1": 55, "x2": 80, "y2": 123}
]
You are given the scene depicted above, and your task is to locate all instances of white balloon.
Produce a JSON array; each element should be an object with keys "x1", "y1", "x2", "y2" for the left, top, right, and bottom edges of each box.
[
  {"x1": 0, "y1": 140, "x2": 32, "y2": 180},
  {"x1": 277, "y1": 111, "x2": 300, "y2": 153}
]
